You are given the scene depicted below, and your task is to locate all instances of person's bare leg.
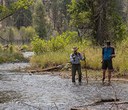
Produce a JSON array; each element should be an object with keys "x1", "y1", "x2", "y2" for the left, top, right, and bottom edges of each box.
[
  {"x1": 102, "y1": 70, "x2": 106, "y2": 84},
  {"x1": 108, "y1": 70, "x2": 112, "y2": 85}
]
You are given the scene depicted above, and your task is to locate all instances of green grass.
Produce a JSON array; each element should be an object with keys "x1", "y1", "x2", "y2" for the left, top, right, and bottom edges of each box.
[
  {"x1": 30, "y1": 43, "x2": 128, "y2": 74},
  {"x1": 0, "y1": 44, "x2": 27, "y2": 63},
  {"x1": 30, "y1": 51, "x2": 70, "y2": 68},
  {"x1": 30, "y1": 31, "x2": 128, "y2": 74},
  {"x1": 0, "y1": 52, "x2": 24, "y2": 63}
]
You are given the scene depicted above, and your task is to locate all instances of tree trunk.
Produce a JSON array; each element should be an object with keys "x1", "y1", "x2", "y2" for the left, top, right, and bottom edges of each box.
[{"x1": 93, "y1": 0, "x2": 108, "y2": 45}]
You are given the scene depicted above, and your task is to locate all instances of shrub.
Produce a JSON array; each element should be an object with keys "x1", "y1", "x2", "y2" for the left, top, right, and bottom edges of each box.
[
  {"x1": 20, "y1": 45, "x2": 29, "y2": 51},
  {"x1": 31, "y1": 36, "x2": 48, "y2": 54},
  {"x1": 114, "y1": 37, "x2": 128, "y2": 72},
  {"x1": 19, "y1": 26, "x2": 38, "y2": 44},
  {"x1": 30, "y1": 51, "x2": 69, "y2": 68},
  {"x1": 0, "y1": 27, "x2": 18, "y2": 44},
  {"x1": 31, "y1": 31, "x2": 78, "y2": 54},
  {"x1": 0, "y1": 44, "x2": 27, "y2": 63}
]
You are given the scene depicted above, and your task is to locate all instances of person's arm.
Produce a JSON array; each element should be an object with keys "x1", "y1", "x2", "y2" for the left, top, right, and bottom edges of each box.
[
  {"x1": 111, "y1": 47, "x2": 115, "y2": 58},
  {"x1": 70, "y1": 54, "x2": 75, "y2": 63},
  {"x1": 79, "y1": 53, "x2": 85, "y2": 61},
  {"x1": 102, "y1": 48, "x2": 104, "y2": 62}
]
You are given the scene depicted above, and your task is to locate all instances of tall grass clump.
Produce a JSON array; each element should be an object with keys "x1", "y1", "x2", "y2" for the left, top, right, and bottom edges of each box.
[
  {"x1": 0, "y1": 44, "x2": 26, "y2": 63},
  {"x1": 31, "y1": 31, "x2": 128, "y2": 73},
  {"x1": 113, "y1": 37, "x2": 128, "y2": 73},
  {"x1": 31, "y1": 31, "x2": 101, "y2": 69},
  {"x1": 30, "y1": 51, "x2": 69, "y2": 68},
  {"x1": 83, "y1": 47, "x2": 102, "y2": 69}
]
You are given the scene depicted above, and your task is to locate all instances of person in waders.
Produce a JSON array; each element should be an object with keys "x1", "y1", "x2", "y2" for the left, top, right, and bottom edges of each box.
[
  {"x1": 102, "y1": 41, "x2": 115, "y2": 85},
  {"x1": 70, "y1": 47, "x2": 85, "y2": 85}
]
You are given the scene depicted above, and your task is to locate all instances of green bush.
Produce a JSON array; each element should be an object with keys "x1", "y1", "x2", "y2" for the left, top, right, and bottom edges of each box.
[
  {"x1": 30, "y1": 51, "x2": 69, "y2": 68},
  {"x1": 0, "y1": 51, "x2": 25, "y2": 63},
  {"x1": 0, "y1": 27, "x2": 18, "y2": 44},
  {"x1": 0, "y1": 44, "x2": 27, "y2": 63},
  {"x1": 20, "y1": 44, "x2": 31, "y2": 51},
  {"x1": 31, "y1": 31, "x2": 78, "y2": 54},
  {"x1": 20, "y1": 26, "x2": 37, "y2": 43},
  {"x1": 31, "y1": 36, "x2": 48, "y2": 54}
]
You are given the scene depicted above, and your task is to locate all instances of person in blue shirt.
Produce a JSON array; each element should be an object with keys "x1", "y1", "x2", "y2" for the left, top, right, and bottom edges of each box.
[
  {"x1": 70, "y1": 47, "x2": 85, "y2": 84},
  {"x1": 102, "y1": 41, "x2": 115, "y2": 85}
]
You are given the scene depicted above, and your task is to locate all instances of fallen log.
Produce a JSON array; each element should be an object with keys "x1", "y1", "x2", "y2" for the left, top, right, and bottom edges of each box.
[{"x1": 28, "y1": 65, "x2": 64, "y2": 73}]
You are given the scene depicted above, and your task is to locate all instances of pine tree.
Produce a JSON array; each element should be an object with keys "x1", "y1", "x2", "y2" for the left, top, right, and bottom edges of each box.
[
  {"x1": 12, "y1": 8, "x2": 32, "y2": 29},
  {"x1": 32, "y1": 0, "x2": 47, "y2": 38},
  {"x1": 68, "y1": 0, "x2": 127, "y2": 45}
]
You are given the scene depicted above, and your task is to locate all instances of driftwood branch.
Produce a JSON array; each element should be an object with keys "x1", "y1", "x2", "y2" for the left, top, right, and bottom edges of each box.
[
  {"x1": 0, "y1": 13, "x2": 14, "y2": 22},
  {"x1": 28, "y1": 65, "x2": 64, "y2": 73}
]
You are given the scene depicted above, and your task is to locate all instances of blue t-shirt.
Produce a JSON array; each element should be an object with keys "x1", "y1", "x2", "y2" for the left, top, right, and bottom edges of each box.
[{"x1": 102, "y1": 47, "x2": 115, "y2": 60}]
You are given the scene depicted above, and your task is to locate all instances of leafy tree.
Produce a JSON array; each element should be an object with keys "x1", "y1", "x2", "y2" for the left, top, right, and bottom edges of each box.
[
  {"x1": 0, "y1": 0, "x2": 34, "y2": 22},
  {"x1": 32, "y1": 0, "x2": 47, "y2": 38},
  {"x1": 107, "y1": 0, "x2": 127, "y2": 42},
  {"x1": 68, "y1": 0, "x2": 91, "y2": 42},
  {"x1": 13, "y1": 8, "x2": 32, "y2": 29},
  {"x1": 68, "y1": 0, "x2": 127, "y2": 45},
  {"x1": 44, "y1": 0, "x2": 71, "y2": 34},
  {"x1": 19, "y1": 26, "x2": 37, "y2": 44},
  {"x1": 7, "y1": 27, "x2": 16, "y2": 44}
]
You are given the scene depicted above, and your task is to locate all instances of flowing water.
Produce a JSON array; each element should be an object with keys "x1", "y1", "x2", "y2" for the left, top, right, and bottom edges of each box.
[{"x1": 0, "y1": 52, "x2": 128, "y2": 110}]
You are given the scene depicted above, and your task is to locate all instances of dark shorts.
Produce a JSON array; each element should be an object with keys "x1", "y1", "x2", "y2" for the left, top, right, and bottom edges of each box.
[{"x1": 102, "y1": 59, "x2": 113, "y2": 70}]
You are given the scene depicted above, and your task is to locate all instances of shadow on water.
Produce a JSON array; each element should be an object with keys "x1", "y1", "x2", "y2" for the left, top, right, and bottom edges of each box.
[{"x1": 0, "y1": 91, "x2": 21, "y2": 103}]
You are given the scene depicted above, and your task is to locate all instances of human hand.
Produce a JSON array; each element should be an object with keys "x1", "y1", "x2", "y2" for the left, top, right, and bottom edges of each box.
[
  {"x1": 73, "y1": 56, "x2": 75, "y2": 59},
  {"x1": 101, "y1": 60, "x2": 103, "y2": 63},
  {"x1": 72, "y1": 56, "x2": 75, "y2": 61},
  {"x1": 111, "y1": 54, "x2": 115, "y2": 58},
  {"x1": 81, "y1": 53, "x2": 85, "y2": 60},
  {"x1": 83, "y1": 57, "x2": 86, "y2": 61}
]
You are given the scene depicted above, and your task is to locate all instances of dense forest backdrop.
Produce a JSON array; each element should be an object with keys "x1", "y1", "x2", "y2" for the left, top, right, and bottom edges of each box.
[
  {"x1": 0, "y1": 0, "x2": 128, "y2": 72},
  {"x1": 0, "y1": 0, "x2": 128, "y2": 45}
]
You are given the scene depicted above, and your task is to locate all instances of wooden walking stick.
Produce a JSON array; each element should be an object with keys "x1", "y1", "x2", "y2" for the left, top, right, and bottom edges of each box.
[{"x1": 83, "y1": 53, "x2": 88, "y2": 84}]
